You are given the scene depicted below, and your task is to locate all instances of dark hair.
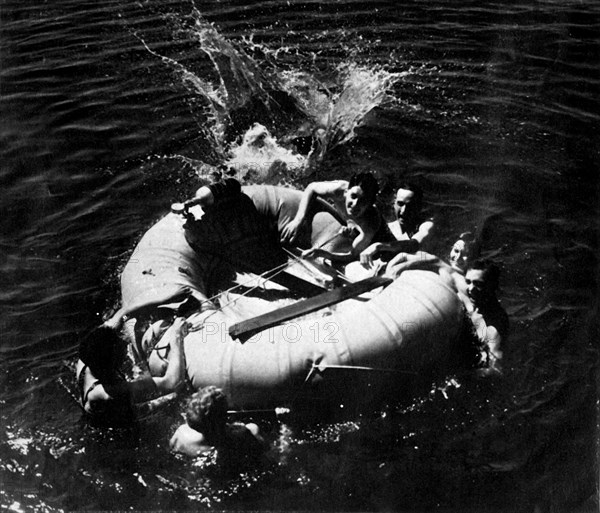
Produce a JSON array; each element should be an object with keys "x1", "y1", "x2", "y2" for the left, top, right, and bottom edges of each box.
[
  {"x1": 79, "y1": 326, "x2": 124, "y2": 381},
  {"x1": 186, "y1": 386, "x2": 228, "y2": 437},
  {"x1": 208, "y1": 177, "x2": 242, "y2": 200},
  {"x1": 468, "y1": 259, "x2": 500, "y2": 289},
  {"x1": 349, "y1": 172, "x2": 378, "y2": 204},
  {"x1": 396, "y1": 181, "x2": 423, "y2": 210}
]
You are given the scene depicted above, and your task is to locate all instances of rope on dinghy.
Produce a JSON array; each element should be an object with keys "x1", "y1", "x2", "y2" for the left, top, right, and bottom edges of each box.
[{"x1": 188, "y1": 259, "x2": 297, "y2": 330}]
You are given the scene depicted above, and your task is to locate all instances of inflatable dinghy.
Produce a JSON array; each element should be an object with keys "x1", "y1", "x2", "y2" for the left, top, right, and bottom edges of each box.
[{"x1": 120, "y1": 185, "x2": 464, "y2": 409}]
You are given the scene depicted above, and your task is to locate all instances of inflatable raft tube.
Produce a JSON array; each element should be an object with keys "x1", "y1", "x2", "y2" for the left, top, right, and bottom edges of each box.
[
  {"x1": 120, "y1": 185, "x2": 464, "y2": 408},
  {"x1": 120, "y1": 185, "x2": 347, "y2": 314},
  {"x1": 185, "y1": 268, "x2": 463, "y2": 408}
]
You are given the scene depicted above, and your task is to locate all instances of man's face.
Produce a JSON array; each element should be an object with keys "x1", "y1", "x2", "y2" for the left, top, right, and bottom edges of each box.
[
  {"x1": 465, "y1": 268, "x2": 491, "y2": 307},
  {"x1": 345, "y1": 185, "x2": 370, "y2": 218},
  {"x1": 394, "y1": 188, "x2": 417, "y2": 228}
]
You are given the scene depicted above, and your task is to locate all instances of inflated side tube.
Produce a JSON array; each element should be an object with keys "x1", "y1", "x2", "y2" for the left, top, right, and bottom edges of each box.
[
  {"x1": 121, "y1": 185, "x2": 346, "y2": 313},
  {"x1": 184, "y1": 269, "x2": 463, "y2": 408}
]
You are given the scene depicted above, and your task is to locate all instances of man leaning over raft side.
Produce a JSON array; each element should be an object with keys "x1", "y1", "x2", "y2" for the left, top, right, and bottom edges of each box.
[
  {"x1": 384, "y1": 252, "x2": 508, "y2": 373},
  {"x1": 463, "y1": 260, "x2": 509, "y2": 372},
  {"x1": 76, "y1": 317, "x2": 188, "y2": 426},
  {"x1": 359, "y1": 182, "x2": 435, "y2": 269},
  {"x1": 280, "y1": 172, "x2": 394, "y2": 264}
]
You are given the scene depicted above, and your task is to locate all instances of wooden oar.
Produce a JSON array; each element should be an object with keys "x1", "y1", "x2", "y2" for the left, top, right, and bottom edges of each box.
[{"x1": 229, "y1": 275, "x2": 392, "y2": 343}]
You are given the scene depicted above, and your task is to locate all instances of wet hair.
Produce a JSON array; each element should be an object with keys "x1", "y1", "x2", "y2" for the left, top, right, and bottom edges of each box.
[
  {"x1": 186, "y1": 386, "x2": 228, "y2": 436},
  {"x1": 396, "y1": 181, "x2": 423, "y2": 211},
  {"x1": 79, "y1": 326, "x2": 124, "y2": 381},
  {"x1": 348, "y1": 172, "x2": 378, "y2": 204},
  {"x1": 208, "y1": 177, "x2": 242, "y2": 201},
  {"x1": 468, "y1": 259, "x2": 500, "y2": 289}
]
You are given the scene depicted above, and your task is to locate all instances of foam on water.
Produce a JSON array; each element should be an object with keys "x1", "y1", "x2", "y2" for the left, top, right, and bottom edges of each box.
[{"x1": 226, "y1": 123, "x2": 306, "y2": 182}]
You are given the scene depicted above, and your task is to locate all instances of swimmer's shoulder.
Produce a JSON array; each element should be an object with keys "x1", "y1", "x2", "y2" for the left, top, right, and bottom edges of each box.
[{"x1": 170, "y1": 423, "x2": 211, "y2": 457}]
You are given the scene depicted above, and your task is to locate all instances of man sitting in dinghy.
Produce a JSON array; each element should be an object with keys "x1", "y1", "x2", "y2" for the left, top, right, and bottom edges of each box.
[
  {"x1": 359, "y1": 182, "x2": 435, "y2": 269},
  {"x1": 76, "y1": 317, "x2": 188, "y2": 426},
  {"x1": 280, "y1": 172, "x2": 395, "y2": 264}
]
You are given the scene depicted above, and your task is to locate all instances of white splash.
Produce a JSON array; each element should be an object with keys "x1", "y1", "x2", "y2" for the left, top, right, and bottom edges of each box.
[{"x1": 226, "y1": 123, "x2": 306, "y2": 183}]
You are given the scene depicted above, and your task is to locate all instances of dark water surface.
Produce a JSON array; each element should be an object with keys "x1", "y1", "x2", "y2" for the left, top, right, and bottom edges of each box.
[{"x1": 1, "y1": 1, "x2": 599, "y2": 511}]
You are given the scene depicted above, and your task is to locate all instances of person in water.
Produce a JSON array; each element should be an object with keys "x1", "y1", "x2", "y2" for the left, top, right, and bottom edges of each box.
[
  {"x1": 463, "y1": 260, "x2": 509, "y2": 372},
  {"x1": 448, "y1": 232, "x2": 476, "y2": 272},
  {"x1": 280, "y1": 172, "x2": 393, "y2": 264},
  {"x1": 359, "y1": 182, "x2": 435, "y2": 268},
  {"x1": 170, "y1": 386, "x2": 266, "y2": 467},
  {"x1": 384, "y1": 253, "x2": 508, "y2": 372},
  {"x1": 76, "y1": 317, "x2": 188, "y2": 425}
]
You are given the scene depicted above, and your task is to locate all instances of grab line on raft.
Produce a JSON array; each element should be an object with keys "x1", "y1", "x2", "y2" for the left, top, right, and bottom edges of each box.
[
  {"x1": 313, "y1": 363, "x2": 417, "y2": 375},
  {"x1": 227, "y1": 407, "x2": 290, "y2": 416},
  {"x1": 285, "y1": 361, "x2": 321, "y2": 407},
  {"x1": 186, "y1": 226, "x2": 356, "y2": 324},
  {"x1": 189, "y1": 259, "x2": 297, "y2": 330},
  {"x1": 208, "y1": 259, "x2": 292, "y2": 301},
  {"x1": 281, "y1": 224, "x2": 360, "y2": 285},
  {"x1": 282, "y1": 247, "x2": 351, "y2": 285}
]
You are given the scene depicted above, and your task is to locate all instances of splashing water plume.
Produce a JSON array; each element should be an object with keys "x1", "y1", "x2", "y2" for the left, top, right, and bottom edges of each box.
[
  {"x1": 227, "y1": 123, "x2": 306, "y2": 183},
  {"x1": 278, "y1": 64, "x2": 402, "y2": 166},
  {"x1": 325, "y1": 64, "x2": 401, "y2": 152},
  {"x1": 189, "y1": 10, "x2": 273, "y2": 112},
  {"x1": 135, "y1": 9, "x2": 402, "y2": 179},
  {"x1": 134, "y1": 35, "x2": 228, "y2": 160}
]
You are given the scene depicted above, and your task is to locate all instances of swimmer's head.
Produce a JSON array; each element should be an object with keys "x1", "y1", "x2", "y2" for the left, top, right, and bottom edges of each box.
[
  {"x1": 80, "y1": 326, "x2": 126, "y2": 381},
  {"x1": 449, "y1": 232, "x2": 475, "y2": 270},
  {"x1": 186, "y1": 386, "x2": 228, "y2": 436},
  {"x1": 465, "y1": 259, "x2": 500, "y2": 307}
]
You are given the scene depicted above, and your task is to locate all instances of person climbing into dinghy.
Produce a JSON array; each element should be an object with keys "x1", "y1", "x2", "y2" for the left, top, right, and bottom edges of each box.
[
  {"x1": 76, "y1": 317, "x2": 188, "y2": 425},
  {"x1": 280, "y1": 172, "x2": 393, "y2": 264},
  {"x1": 170, "y1": 386, "x2": 267, "y2": 468},
  {"x1": 463, "y1": 260, "x2": 508, "y2": 372},
  {"x1": 384, "y1": 253, "x2": 508, "y2": 373}
]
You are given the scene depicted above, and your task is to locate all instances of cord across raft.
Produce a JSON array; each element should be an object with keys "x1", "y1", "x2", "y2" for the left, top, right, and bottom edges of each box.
[{"x1": 120, "y1": 185, "x2": 464, "y2": 409}]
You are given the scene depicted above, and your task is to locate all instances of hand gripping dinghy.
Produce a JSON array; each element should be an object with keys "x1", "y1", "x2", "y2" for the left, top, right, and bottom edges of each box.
[{"x1": 120, "y1": 185, "x2": 464, "y2": 409}]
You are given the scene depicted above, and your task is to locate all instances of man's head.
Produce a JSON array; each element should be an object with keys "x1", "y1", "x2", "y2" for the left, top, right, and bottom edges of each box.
[
  {"x1": 394, "y1": 182, "x2": 423, "y2": 231},
  {"x1": 186, "y1": 386, "x2": 228, "y2": 435},
  {"x1": 80, "y1": 326, "x2": 126, "y2": 381},
  {"x1": 465, "y1": 260, "x2": 500, "y2": 308},
  {"x1": 345, "y1": 172, "x2": 378, "y2": 218}
]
